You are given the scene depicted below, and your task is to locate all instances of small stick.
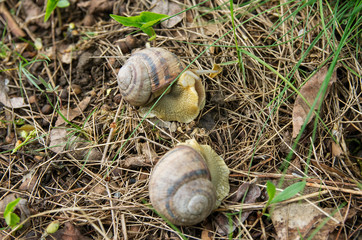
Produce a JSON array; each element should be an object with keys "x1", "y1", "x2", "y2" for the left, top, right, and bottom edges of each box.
[
  {"x1": 101, "y1": 99, "x2": 123, "y2": 167},
  {"x1": 121, "y1": 214, "x2": 128, "y2": 240},
  {"x1": 0, "y1": 3, "x2": 26, "y2": 37}
]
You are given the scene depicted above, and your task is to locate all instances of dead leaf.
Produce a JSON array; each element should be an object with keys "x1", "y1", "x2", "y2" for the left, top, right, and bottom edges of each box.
[
  {"x1": 204, "y1": 23, "x2": 221, "y2": 36},
  {"x1": 147, "y1": 119, "x2": 178, "y2": 132},
  {"x1": 123, "y1": 156, "x2": 150, "y2": 168},
  {"x1": 201, "y1": 229, "x2": 213, "y2": 240},
  {"x1": 49, "y1": 128, "x2": 69, "y2": 153},
  {"x1": 22, "y1": 0, "x2": 50, "y2": 29},
  {"x1": 82, "y1": 0, "x2": 114, "y2": 26},
  {"x1": 151, "y1": 0, "x2": 184, "y2": 28},
  {"x1": 48, "y1": 222, "x2": 91, "y2": 240},
  {"x1": 215, "y1": 182, "x2": 261, "y2": 236},
  {"x1": 292, "y1": 66, "x2": 336, "y2": 138},
  {"x1": 331, "y1": 141, "x2": 344, "y2": 157},
  {"x1": 0, "y1": 79, "x2": 27, "y2": 108},
  {"x1": 49, "y1": 128, "x2": 102, "y2": 160},
  {"x1": 19, "y1": 169, "x2": 38, "y2": 191},
  {"x1": 271, "y1": 202, "x2": 354, "y2": 240},
  {"x1": 55, "y1": 96, "x2": 91, "y2": 126}
]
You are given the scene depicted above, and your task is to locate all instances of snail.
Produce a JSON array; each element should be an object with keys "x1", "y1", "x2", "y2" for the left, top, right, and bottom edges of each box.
[
  {"x1": 149, "y1": 139, "x2": 229, "y2": 226},
  {"x1": 117, "y1": 47, "x2": 216, "y2": 123}
]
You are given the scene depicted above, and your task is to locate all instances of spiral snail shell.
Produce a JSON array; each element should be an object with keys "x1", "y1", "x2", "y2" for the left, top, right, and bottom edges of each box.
[
  {"x1": 117, "y1": 47, "x2": 214, "y2": 123},
  {"x1": 117, "y1": 47, "x2": 184, "y2": 106},
  {"x1": 149, "y1": 139, "x2": 229, "y2": 226}
]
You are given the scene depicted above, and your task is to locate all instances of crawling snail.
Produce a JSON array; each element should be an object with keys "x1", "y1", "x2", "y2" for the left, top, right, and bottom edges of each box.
[
  {"x1": 149, "y1": 139, "x2": 229, "y2": 226},
  {"x1": 117, "y1": 47, "x2": 216, "y2": 123}
]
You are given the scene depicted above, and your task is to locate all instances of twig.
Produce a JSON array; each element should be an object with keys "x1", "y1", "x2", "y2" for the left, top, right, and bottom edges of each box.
[
  {"x1": 101, "y1": 99, "x2": 123, "y2": 167},
  {"x1": 0, "y1": 3, "x2": 26, "y2": 37}
]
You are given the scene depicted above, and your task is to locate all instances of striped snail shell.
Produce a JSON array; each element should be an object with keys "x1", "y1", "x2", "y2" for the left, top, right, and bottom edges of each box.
[
  {"x1": 149, "y1": 145, "x2": 216, "y2": 226},
  {"x1": 117, "y1": 47, "x2": 184, "y2": 106},
  {"x1": 149, "y1": 139, "x2": 230, "y2": 226}
]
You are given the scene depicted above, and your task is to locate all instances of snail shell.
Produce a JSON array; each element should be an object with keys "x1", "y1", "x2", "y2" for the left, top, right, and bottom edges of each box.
[
  {"x1": 117, "y1": 47, "x2": 184, "y2": 106},
  {"x1": 149, "y1": 145, "x2": 216, "y2": 226}
]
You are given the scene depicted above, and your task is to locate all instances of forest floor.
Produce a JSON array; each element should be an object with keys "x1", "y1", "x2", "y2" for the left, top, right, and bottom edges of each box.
[{"x1": 0, "y1": 0, "x2": 361, "y2": 239}]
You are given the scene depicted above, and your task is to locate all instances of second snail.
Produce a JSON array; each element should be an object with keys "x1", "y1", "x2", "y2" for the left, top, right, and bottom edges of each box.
[
  {"x1": 149, "y1": 139, "x2": 230, "y2": 226},
  {"x1": 117, "y1": 47, "x2": 216, "y2": 123}
]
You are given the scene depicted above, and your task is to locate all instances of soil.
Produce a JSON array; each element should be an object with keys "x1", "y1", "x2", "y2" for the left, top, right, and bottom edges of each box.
[{"x1": 0, "y1": 0, "x2": 361, "y2": 240}]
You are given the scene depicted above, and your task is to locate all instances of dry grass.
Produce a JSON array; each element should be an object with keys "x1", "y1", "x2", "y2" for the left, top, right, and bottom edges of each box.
[{"x1": 0, "y1": 0, "x2": 361, "y2": 239}]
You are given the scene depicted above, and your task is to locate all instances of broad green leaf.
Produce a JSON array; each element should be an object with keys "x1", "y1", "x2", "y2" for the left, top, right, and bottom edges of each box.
[
  {"x1": 270, "y1": 181, "x2": 306, "y2": 204},
  {"x1": 110, "y1": 12, "x2": 168, "y2": 40},
  {"x1": 141, "y1": 27, "x2": 156, "y2": 38},
  {"x1": 110, "y1": 14, "x2": 143, "y2": 28},
  {"x1": 4, "y1": 198, "x2": 21, "y2": 228},
  {"x1": 57, "y1": 0, "x2": 70, "y2": 8},
  {"x1": 139, "y1": 12, "x2": 168, "y2": 27},
  {"x1": 266, "y1": 181, "x2": 276, "y2": 202},
  {"x1": 4, "y1": 198, "x2": 21, "y2": 217},
  {"x1": 44, "y1": 0, "x2": 59, "y2": 22},
  {"x1": 5, "y1": 213, "x2": 20, "y2": 228}
]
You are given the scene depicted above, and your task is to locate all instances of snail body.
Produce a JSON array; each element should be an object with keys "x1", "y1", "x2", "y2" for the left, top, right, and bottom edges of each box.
[{"x1": 149, "y1": 139, "x2": 229, "y2": 226}]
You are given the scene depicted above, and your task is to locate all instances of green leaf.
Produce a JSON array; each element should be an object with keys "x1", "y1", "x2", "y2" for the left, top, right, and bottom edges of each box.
[
  {"x1": 4, "y1": 198, "x2": 21, "y2": 217},
  {"x1": 141, "y1": 26, "x2": 156, "y2": 38},
  {"x1": 266, "y1": 181, "x2": 276, "y2": 202},
  {"x1": 57, "y1": 0, "x2": 70, "y2": 8},
  {"x1": 270, "y1": 181, "x2": 306, "y2": 204},
  {"x1": 110, "y1": 12, "x2": 168, "y2": 40},
  {"x1": 110, "y1": 14, "x2": 143, "y2": 28},
  {"x1": 4, "y1": 198, "x2": 21, "y2": 228},
  {"x1": 5, "y1": 213, "x2": 20, "y2": 228},
  {"x1": 139, "y1": 12, "x2": 169, "y2": 27},
  {"x1": 44, "y1": 0, "x2": 59, "y2": 22}
]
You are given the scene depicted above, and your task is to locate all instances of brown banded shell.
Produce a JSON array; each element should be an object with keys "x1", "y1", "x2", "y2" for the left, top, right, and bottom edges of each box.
[
  {"x1": 117, "y1": 47, "x2": 185, "y2": 106},
  {"x1": 149, "y1": 145, "x2": 217, "y2": 226}
]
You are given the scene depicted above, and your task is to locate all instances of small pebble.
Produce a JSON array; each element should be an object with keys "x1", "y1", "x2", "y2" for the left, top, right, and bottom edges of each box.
[
  {"x1": 71, "y1": 84, "x2": 82, "y2": 95},
  {"x1": 41, "y1": 104, "x2": 53, "y2": 114},
  {"x1": 60, "y1": 89, "x2": 68, "y2": 99}
]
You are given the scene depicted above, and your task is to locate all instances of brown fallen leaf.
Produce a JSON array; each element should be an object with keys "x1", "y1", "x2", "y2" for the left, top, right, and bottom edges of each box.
[
  {"x1": 47, "y1": 222, "x2": 91, "y2": 240},
  {"x1": 82, "y1": 0, "x2": 115, "y2": 26},
  {"x1": 201, "y1": 229, "x2": 213, "y2": 240},
  {"x1": 22, "y1": 0, "x2": 50, "y2": 29},
  {"x1": 271, "y1": 202, "x2": 355, "y2": 240},
  {"x1": 0, "y1": 80, "x2": 27, "y2": 109},
  {"x1": 123, "y1": 156, "x2": 150, "y2": 168},
  {"x1": 123, "y1": 142, "x2": 159, "y2": 168},
  {"x1": 55, "y1": 96, "x2": 91, "y2": 126},
  {"x1": 215, "y1": 182, "x2": 261, "y2": 236},
  {"x1": 19, "y1": 169, "x2": 38, "y2": 191},
  {"x1": 49, "y1": 128, "x2": 102, "y2": 161},
  {"x1": 292, "y1": 66, "x2": 336, "y2": 138},
  {"x1": 151, "y1": 0, "x2": 184, "y2": 28}
]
